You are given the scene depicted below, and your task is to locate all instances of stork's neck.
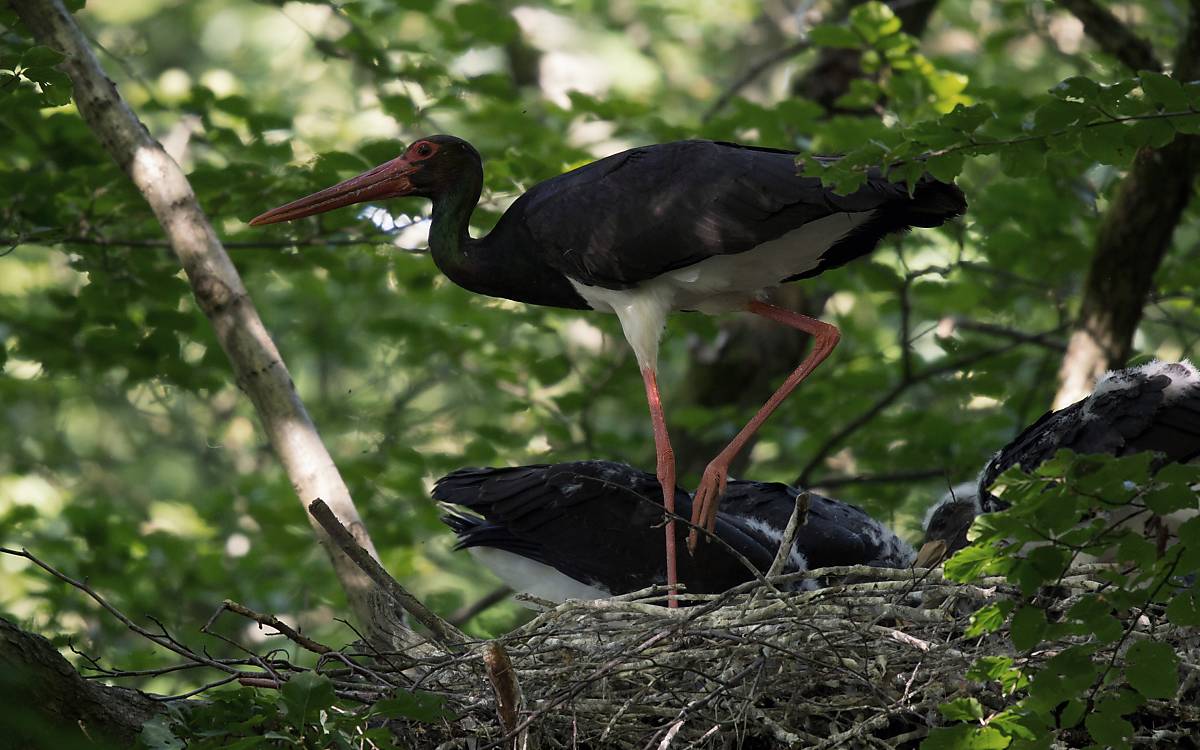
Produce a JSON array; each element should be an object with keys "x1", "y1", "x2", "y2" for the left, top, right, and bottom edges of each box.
[
  {"x1": 424, "y1": 161, "x2": 589, "y2": 310},
  {"x1": 428, "y1": 166, "x2": 484, "y2": 279}
]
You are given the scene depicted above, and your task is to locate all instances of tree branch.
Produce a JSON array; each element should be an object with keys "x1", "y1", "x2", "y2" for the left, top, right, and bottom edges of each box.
[
  {"x1": 1057, "y1": 0, "x2": 1163, "y2": 73},
  {"x1": 9, "y1": 0, "x2": 390, "y2": 643},
  {"x1": 1052, "y1": 1, "x2": 1200, "y2": 407},
  {"x1": 308, "y1": 499, "x2": 466, "y2": 648},
  {"x1": 0, "y1": 615, "x2": 163, "y2": 747}
]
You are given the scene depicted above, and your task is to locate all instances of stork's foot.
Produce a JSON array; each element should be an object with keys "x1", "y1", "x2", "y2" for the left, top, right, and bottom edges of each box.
[{"x1": 688, "y1": 461, "x2": 729, "y2": 553}]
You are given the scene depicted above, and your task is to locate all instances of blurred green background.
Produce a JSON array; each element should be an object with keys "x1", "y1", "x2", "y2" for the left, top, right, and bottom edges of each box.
[{"x1": 2, "y1": 0, "x2": 1198, "y2": 697}]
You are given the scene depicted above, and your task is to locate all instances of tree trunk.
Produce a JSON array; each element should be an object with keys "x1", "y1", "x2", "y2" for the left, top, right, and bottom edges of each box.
[
  {"x1": 9, "y1": 0, "x2": 394, "y2": 645},
  {"x1": 1052, "y1": 0, "x2": 1200, "y2": 408},
  {"x1": 0, "y1": 616, "x2": 162, "y2": 748}
]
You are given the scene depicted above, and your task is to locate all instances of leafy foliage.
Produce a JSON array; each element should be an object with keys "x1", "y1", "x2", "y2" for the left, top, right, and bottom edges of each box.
[
  {"x1": 1, "y1": 0, "x2": 1199, "y2": 746},
  {"x1": 135, "y1": 681, "x2": 449, "y2": 749},
  {"x1": 933, "y1": 453, "x2": 1199, "y2": 748}
]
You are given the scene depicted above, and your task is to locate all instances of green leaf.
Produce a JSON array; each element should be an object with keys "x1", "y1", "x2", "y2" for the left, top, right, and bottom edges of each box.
[
  {"x1": 137, "y1": 716, "x2": 184, "y2": 750},
  {"x1": 1125, "y1": 640, "x2": 1178, "y2": 699},
  {"x1": 1166, "y1": 591, "x2": 1200, "y2": 626},
  {"x1": 1140, "y1": 71, "x2": 1188, "y2": 109},
  {"x1": 1085, "y1": 711, "x2": 1134, "y2": 750},
  {"x1": 1052, "y1": 76, "x2": 1101, "y2": 102},
  {"x1": 808, "y1": 24, "x2": 861, "y2": 48},
  {"x1": 1125, "y1": 117, "x2": 1176, "y2": 149},
  {"x1": 964, "y1": 601, "x2": 1014, "y2": 638},
  {"x1": 921, "y1": 725, "x2": 1010, "y2": 750},
  {"x1": 849, "y1": 2, "x2": 902, "y2": 43},
  {"x1": 371, "y1": 691, "x2": 453, "y2": 723},
  {"x1": 1080, "y1": 123, "x2": 1135, "y2": 164},
  {"x1": 1010, "y1": 605, "x2": 1047, "y2": 651},
  {"x1": 939, "y1": 697, "x2": 985, "y2": 722},
  {"x1": 966, "y1": 656, "x2": 1014, "y2": 681},
  {"x1": 20, "y1": 45, "x2": 65, "y2": 68},
  {"x1": 281, "y1": 671, "x2": 337, "y2": 729},
  {"x1": 453, "y1": 3, "x2": 519, "y2": 44},
  {"x1": 927, "y1": 150, "x2": 964, "y2": 181},
  {"x1": 1032, "y1": 99, "x2": 1089, "y2": 133},
  {"x1": 944, "y1": 543, "x2": 1002, "y2": 583},
  {"x1": 998, "y1": 140, "x2": 1046, "y2": 178},
  {"x1": 1144, "y1": 464, "x2": 1200, "y2": 514},
  {"x1": 1116, "y1": 534, "x2": 1157, "y2": 568},
  {"x1": 941, "y1": 103, "x2": 993, "y2": 133}
]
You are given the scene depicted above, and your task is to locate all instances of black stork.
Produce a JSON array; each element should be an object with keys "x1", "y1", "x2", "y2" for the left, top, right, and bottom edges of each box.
[
  {"x1": 250, "y1": 135, "x2": 965, "y2": 604},
  {"x1": 435, "y1": 460, "x2": 915, "y2": 603},
  {"x1": 918, "y1": 359, "x2": 1200, "y2": 565}
]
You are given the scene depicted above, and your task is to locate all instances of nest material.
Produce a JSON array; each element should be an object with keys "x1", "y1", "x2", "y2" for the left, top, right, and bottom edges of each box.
[{"x1": 379, "y1": 566, "x2": 1199, "y2": 749}]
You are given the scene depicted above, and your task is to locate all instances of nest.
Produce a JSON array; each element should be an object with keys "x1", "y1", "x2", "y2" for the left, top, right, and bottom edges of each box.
[
  {"x1": 17, "y1": 504, "x2": 1197, "y2": 749},
  {"x1": 373, "y1": 565, "x2": 1200, "y2": 749}
]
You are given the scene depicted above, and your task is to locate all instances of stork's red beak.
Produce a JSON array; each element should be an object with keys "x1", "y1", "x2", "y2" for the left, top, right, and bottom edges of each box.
[{"x1": 249, "y1": 155, "x2": 419, "y2": 226}]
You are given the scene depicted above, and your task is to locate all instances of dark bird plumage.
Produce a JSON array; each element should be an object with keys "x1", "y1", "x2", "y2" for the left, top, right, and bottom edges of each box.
[
  {"x1": 435, "y1": 460, "x2": 914, "y2": 602},
  {"x1": 252, "y1": 135, "x2": 964, "y2": 602},
  {"x1": 920, "y1": 360, "x2": 1200, "y2": 561}
]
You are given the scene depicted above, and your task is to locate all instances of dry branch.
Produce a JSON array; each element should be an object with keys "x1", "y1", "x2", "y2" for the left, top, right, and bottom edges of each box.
[
  {"x1": 8, "y1": 545, "x2": 1199, "y2": 748},
  {"x1": 309, "y1": 499, "x2": 466, "y2": 648},
  {"x1": 9, "y1": 0, "x2": 388, "y2": 641}
]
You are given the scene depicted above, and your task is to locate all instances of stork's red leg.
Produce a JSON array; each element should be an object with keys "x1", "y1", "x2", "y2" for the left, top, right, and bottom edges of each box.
[
  {"x1": 688, "y1": 300, "x2": 840, "y2": 552},
  {"x1": 641, "y1": 366, "x2": 679, "y2": 608}
]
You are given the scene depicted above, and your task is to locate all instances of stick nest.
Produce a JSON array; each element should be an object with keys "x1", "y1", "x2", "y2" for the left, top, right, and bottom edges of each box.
[{"x1": 378, "y1": 566, "x2": 1200, "y2": 749}]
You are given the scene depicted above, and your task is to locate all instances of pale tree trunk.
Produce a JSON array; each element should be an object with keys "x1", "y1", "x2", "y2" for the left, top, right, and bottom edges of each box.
[
  {"x1": 1052, "y1": 0, "x2": 1200, "y2": 408},
  {"x1": 10, "y1": 0, "x2": 398, "y2": 646}
]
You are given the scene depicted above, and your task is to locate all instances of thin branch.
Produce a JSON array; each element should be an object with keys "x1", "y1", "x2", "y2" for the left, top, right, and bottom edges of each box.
[
  {"x1": 764, "y1": 491, "x2": 810, "y2": 580},
  {"x1": 450, "y1": 586, "x2": 513, "y2": 627},
  {"x1": 949, "y1": 318, "x2": 1068, "y2": 351},
  {"x1": 206, "y1": 599, "x2": 332, "y2": 655},
  {"x1": 1057, "y1": 0, "x2": 1163, "y2": 73},
  {"x1": 308, "y1": 498, "x2": 466, "y2": 648},
  {"x1": 702, "y1": 39, "x2": 812, "y2": 123},
  {"x1": 795, "y1": 332, "x2": 1062, "y2": 486},
  {"x1": 0, "y1": 547, "x2": 245, "y2": 676},
  {"x1": 9, "y1": 0, "x2": 389, "y2": 640}
]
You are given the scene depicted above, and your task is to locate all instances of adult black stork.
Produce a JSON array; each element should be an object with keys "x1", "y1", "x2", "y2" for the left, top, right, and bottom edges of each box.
[
  {"x1": 250, "y1": 135, "x2": 965, "y2": 603},
  {"x1": 435, "y1": 460, "x2": 914, "y2": 603},
  {"x1": 918, "y1": 360, "x2": 1200, "y2": 565}
]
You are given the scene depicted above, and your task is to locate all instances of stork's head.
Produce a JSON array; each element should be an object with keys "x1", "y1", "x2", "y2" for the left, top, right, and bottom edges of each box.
[{"x1": 249, "y1": 135, "x2": 481, "y2": 226}]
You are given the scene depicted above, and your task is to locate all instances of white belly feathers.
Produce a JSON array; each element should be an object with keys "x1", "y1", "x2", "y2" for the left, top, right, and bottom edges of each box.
[{"x1": 568, "y1": 211, "x2": 872, "y2": 370}]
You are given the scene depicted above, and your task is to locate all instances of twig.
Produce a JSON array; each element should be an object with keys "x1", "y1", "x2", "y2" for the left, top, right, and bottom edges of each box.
[
  {"x1": 9, "y1": 0, "x2": 385, "y2": 637},
  {"x1": 484, "y1": 641, "x2": 523, "y2": 749},
  {"x1": 450, "y1": 586, "x2": 514, "y2": 627},
  {"x1": 702, "y1": 39, "x2": 811, "y2": 123},
  {"x1": 765, "y1": 491, "x2": 810, "y2": 580},
  {"x1": 206, "y1": 599, "x2": 333, "y2": 655},
  {"x1": 796, "y1": 332, "x2": 1061, "y2": 486},
  {"x1": 0, "y1": 547, "x2": 245, "y2": 676},
  {"x1": 1057, "y1": 0, "x2": 1163, "y2": 72},
  {"x1": 308, "y1": 498, "x2": 466, "y2": 647}
]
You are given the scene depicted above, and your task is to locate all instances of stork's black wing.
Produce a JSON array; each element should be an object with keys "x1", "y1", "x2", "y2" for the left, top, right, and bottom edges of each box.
[
  {"x1": 979, "y1": 361, "x2": 1200, "y2": 508},
  {"x1": 504, "y1": 140, "x2": 965, "y2": 289},
  {"x1": 434, "y1": 461, "x2": 774, "y2": 596},
  {"x1": 720, "y1": 481, "x2": 914, "y2": 569}
]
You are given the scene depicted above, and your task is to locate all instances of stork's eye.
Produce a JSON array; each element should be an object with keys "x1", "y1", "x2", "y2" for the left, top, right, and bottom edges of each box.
[{"x1": 416, "y1": 142, "x2": 433, "y2": 157}]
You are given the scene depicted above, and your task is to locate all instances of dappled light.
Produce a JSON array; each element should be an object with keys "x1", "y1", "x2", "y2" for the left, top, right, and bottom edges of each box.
[{"x1": 2, "y1": 0, "x2": 1199, "y2": 747}]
